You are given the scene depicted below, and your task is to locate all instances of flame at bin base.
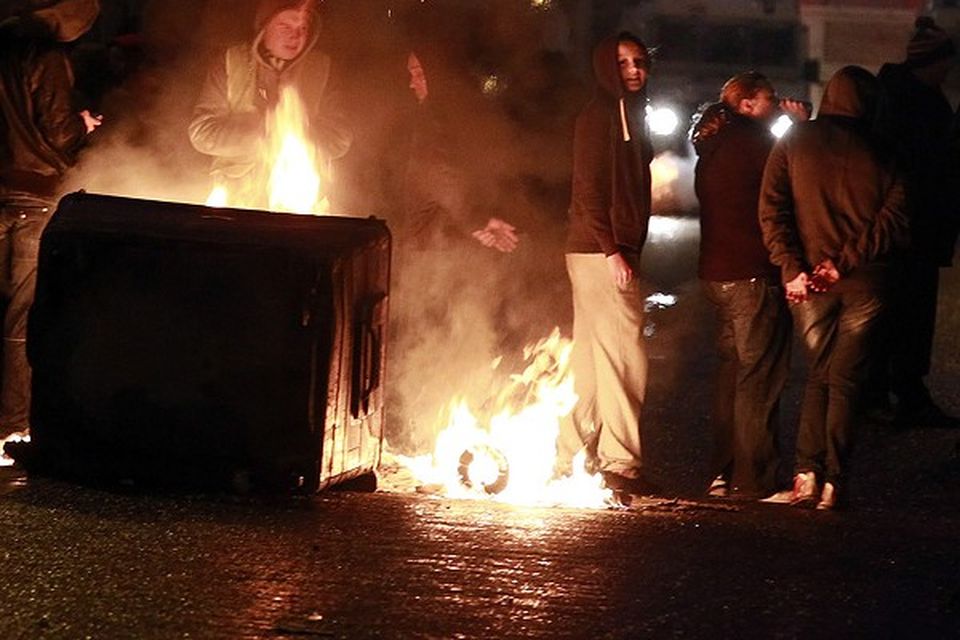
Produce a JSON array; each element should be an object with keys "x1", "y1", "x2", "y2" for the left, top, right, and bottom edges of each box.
[{"x1": 385, "y1": 330, "x2": 614, "y2": 509}]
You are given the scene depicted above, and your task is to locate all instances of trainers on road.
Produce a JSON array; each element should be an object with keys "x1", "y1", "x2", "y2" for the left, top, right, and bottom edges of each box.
[
  {"x1": 791, "y1": 471, "x2": 818, "y2": 506},
  {"x1": 816, "y1": 482, "x2": 838, "y2": 510},
  {"x1": 759, "y1": 489, "x2": 793, "y2": 504},
  {"x1": 707, "y1": 475, "x2": 729, "y2": 498}
]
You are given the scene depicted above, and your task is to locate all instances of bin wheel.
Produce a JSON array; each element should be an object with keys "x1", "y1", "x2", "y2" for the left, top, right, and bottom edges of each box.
[{"x1": 335, "y1": 471, "x2": 378, "y2": 493}]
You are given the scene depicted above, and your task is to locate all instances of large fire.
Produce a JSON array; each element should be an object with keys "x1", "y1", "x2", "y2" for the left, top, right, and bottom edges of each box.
[
  {"x1": 389, "y1": 329, "x2": 613, "y2": 508},
  {"x1": 206, "y1": 85, "x2": 330, "y2": 214}
]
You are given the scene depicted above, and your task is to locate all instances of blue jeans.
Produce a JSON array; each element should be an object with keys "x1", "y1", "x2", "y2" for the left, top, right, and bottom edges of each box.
[
  {"x1": 791, "y1": 277, "x2": 886, "y2": 486},
  {"x1": 703, "y1": 278, "x2": 792, "y2": 495},
  {"x1": 0, "y1": 203, "x2": 53, "y2": 433}
]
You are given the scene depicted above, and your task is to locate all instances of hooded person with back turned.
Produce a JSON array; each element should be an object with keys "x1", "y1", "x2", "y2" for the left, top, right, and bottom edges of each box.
[
  {"x1": 557, "y1": 33, "x2": 658, "y2": 498},
  {"x1": 759, "y1": 66, "x2": 910, "y2": 510}
]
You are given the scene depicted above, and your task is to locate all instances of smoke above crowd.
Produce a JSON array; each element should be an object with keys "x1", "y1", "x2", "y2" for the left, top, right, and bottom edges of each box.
[{"x1": 61, "y1": 0, "x2": 685, "y2": 453}]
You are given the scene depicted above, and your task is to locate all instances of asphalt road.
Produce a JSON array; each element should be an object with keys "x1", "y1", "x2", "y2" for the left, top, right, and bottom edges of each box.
[{"x1": 1, "y1": 217, "x2": 959, "y2": 639}]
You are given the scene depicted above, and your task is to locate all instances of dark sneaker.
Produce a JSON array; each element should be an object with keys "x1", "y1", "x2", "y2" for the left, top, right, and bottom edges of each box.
[
  {"x1": 895, "y1": 401, "x2": 960, "y2": 430},
  {"x1": 601, "y1": 471, "x2": 661, "y2": 497}
]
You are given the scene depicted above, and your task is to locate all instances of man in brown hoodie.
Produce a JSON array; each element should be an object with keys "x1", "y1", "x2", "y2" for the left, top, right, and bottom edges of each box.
[
  {"x1": 558, "y1": 32, "x2": 657, "y2": 497},
  {"x1": 759, "y1": 66, "x2": 910, "y2": 510}
]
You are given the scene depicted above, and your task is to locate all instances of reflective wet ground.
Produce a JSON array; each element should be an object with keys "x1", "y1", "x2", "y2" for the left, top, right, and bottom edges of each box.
[{"x1": 2, "y1": 217, "x2": 959, "y2": 638}]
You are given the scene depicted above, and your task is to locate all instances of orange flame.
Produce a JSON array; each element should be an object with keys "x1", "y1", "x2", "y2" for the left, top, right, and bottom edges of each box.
[
  {"x1": 390, "y1": 329, "x2": 613, "y2": 508},
  {"x1": 205, "y1": 86, "x2": 329, "y2": 214}
]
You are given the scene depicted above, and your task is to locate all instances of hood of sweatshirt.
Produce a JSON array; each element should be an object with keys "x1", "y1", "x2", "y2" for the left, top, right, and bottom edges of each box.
[
  {"x1": 31, "y1": 0, "x2": 99, "y2": 42},
  {"x1": 592, "y1": 35, "x2": 626, "y2": 100},
  {"x1": 251, "y1": 0, "x2": 320, "y2": 72},
  {"x1": 818, "y1": 65, "x2": 879, "y2": 121},
  {"x1": 691, "y1": 101, "x2": 734, "y2": 156},
  {"x1": 591, "y1": 33, "x2": 649, "y2": 143}
]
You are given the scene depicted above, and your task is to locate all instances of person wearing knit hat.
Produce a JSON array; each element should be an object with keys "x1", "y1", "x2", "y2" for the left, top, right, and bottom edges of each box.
[
  {"x1": 871, "y1": 17, "x2": 960, "y2": 430},
  {"x1": 0, "y1": 0, "x2": 102, "y2": 440},
  {"x1": 188, "y1": 0, "x2": 351, "y2": 209},
  {"x1": 905, "y1": 16, "x2": 956, "y2": 68}
]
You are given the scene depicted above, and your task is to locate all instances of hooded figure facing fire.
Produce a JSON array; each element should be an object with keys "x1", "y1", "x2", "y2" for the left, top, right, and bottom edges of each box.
[
  {"x1": 0, "y1": 0, "x2": 102, "y2": 439},
  {"x1": 188, "y1": 0, "x2": 351, "y2": 209},
  {"x1": 557, "y1": 33, "x2": 659, "y2": 497}
]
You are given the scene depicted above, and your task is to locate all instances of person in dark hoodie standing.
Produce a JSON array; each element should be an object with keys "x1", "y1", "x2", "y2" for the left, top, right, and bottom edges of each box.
[
  {"x1": 875, "y1": 17, "x2": 959, "y2": 429},
  {"x1": 691, "y1": 72, "x2": 809, "y2": 500},
  {"x1": 557, "y1": 33, "x2": 657, "y2": 497},
  {"x1": 0, "y1": 0, "x2": 102, "y2": 440},
  {"x1": 188, "y1": 0, "x2": 351, "y2": 209},
  {"x1": 759, "y1": 66, "x2": 910, "y2": 510}
]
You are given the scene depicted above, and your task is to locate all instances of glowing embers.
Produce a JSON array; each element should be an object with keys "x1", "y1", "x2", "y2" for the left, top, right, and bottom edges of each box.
[
  {"x1": 205, "y1": 86, "x2": 330, "y2": 215},
  {"x1": 392, "y1": 329, "x2": 612, "y2": 508}
]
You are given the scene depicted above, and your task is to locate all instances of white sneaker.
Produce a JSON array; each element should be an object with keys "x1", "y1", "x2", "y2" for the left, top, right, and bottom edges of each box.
[
  {"x1": 707, "y1": 475, "x2": 729, "y2": 497},
  {"x1": 791, "y1": 471, "x2": 818, "y2": 506},
  {"x1": 816, "y1": 482, "x2": 838, "y2": 510},
  {"x1": 759, "y1": 489, "x2": 793, "y2": 504}
]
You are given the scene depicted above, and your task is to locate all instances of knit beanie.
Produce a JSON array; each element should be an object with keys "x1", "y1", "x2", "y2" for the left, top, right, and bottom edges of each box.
[
  {"x1": 254, "y1": 0, "x2": 316, "y2": 33},
  {"x1": 905, "y1": 16, "x2": 956, "y2": 68}
]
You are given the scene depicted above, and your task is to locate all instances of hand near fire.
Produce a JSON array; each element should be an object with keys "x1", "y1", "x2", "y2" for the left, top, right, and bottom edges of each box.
[
  {"x1": 606, "y1": 252, "x2": 635, "y2": 289},
  {"x1": 80, "y1": 109, "x2": 103, "y2": 134},
  {"x1": 809, "y1": 258, "x2": 840, "y2": 292},
  {"x1": 472, "y1": 217, "x2": 519, "y2": 253}
]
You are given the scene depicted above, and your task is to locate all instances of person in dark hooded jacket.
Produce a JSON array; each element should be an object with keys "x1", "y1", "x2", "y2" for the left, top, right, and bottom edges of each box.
[
  {"x1": 692, "y1": 71, "x2": 808, "y2": 501},
  {"x1": 759, "y1": 65, "x2": 910, "y2": 510},
  {"x1": 557, "y1": 32, "x2": 658, "y2": 497},
  {"x1": 395, "y1": 47, "x2": 519, "y2": 253},
  {"x1": 188, "y1": 0, "x2": 351, "y2": 209},
  {"x1": 0, "y1": 0, "x2": 102, "y2": 439},
  {"x1": 875, "y1": 16, "x2": 959, "y2": 429}
]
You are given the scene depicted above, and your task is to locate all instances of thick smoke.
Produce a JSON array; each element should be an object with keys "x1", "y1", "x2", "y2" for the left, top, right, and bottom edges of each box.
[{"x1": 66, "y1": 1, "x2": 694, "y2": 456}]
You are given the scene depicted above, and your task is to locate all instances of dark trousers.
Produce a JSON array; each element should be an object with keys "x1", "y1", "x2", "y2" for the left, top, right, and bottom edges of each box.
[
  {"x1": 890, "y1": 257, "x2": 939, "y2": 405},
  {"x1": 791, "y1": 280, "x2": 885, "y2": 486},
  {"x1": 704, "y1": 278, "x2": 792, "y2": 495},
  {"x1": 0, "y1": 203, "x2": 52, "y2": 433}
]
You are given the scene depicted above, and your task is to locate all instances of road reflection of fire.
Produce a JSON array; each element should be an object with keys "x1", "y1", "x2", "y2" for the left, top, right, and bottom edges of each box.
[
  {"x1": 205, "y1": 86, "x2": 330, "y2": 214},
  {"x1": 387, "y1": 329, "x2": 613, "y2": 508}
]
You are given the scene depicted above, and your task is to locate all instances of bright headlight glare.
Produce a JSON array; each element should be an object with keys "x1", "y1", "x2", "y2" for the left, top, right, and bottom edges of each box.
[{"x1": 647, "y1": 106, "x2": 680, "y2": 137}]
